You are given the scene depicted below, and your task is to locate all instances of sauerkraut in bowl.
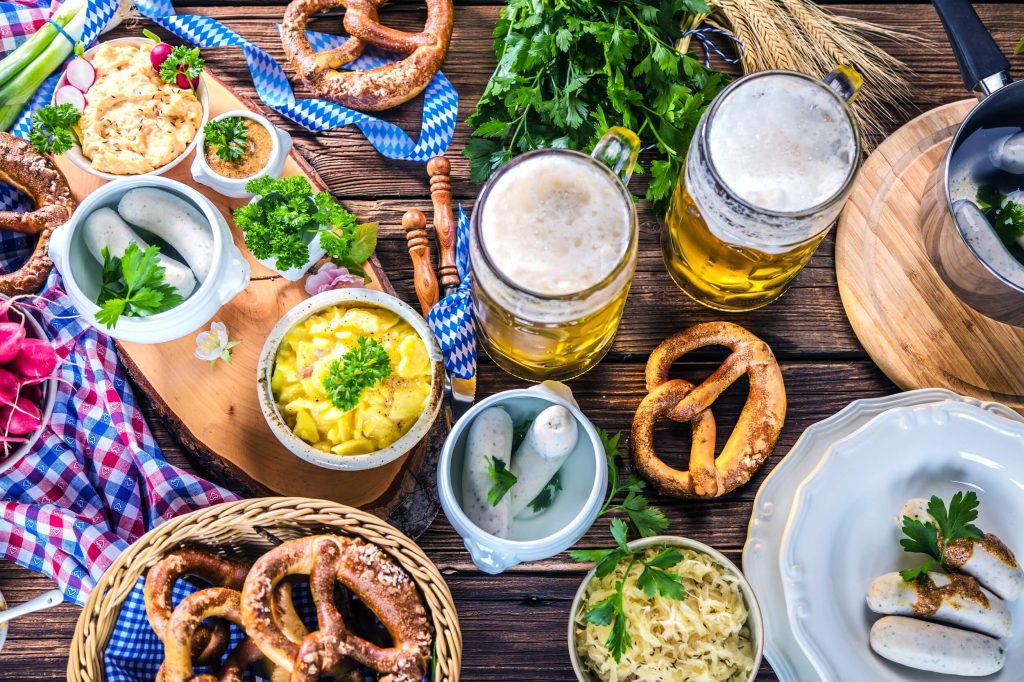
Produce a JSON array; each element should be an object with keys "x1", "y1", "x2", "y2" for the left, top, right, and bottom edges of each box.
[{"x1": 569, "y1": 536, "x2": 764, "y2": 682}]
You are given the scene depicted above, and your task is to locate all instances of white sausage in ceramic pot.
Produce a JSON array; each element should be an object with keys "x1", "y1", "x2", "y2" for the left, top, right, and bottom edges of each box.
[
  {"x1": 508, "y1": 405, "x2": 578, "y2": 516},
  {"x1": 117, "y1": 188, "x2": 215, "y2": 282},
  {"x1": 460, "y1": 406, "x2": 514, "y2": 538}
]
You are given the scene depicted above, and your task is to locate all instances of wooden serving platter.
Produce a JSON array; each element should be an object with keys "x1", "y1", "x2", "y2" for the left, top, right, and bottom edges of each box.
[
  {"x1": 837, "y1": 99, "x2": 1024, "y2": 413},
  {"x1": 53, "y1": 71, "x2": 439, "y2": 515}
]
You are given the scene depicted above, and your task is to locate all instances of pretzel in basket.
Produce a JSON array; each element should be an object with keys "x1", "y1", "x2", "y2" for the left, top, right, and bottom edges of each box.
[
  {"x1": 240, "y1": 534, "x2": 433, "y2": 682},
  {"x1": 281, "y1": 0, "x2": 454, "y2": 112},
  {"x1": 0, "y1": 133, "x2": 76, "y2": 296},
  {"x1": 630, "y1": 322, "x2": 786, "y2": 498}
]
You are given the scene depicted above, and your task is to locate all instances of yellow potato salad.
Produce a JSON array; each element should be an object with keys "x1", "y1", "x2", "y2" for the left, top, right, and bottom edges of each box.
[{"x1": 271, "y1": 305, "x2": 432, "y2": 455}]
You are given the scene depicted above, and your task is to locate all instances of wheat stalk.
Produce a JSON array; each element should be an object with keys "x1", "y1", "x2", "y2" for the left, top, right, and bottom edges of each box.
[{"x1": 707, "y1": 0, "x2": 924, "y2": 146}]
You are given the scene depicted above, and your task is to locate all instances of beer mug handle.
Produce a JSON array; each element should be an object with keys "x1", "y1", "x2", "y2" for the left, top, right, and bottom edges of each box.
[
  {"x1": 591, "y1": 127, "x2": 641, "y2": 187},
  {"x1": 823, "y1": 66, "x2": 863, "y2": 103}
]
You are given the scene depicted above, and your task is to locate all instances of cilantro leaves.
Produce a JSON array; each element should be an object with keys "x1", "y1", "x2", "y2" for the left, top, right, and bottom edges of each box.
[
  {"x1": 485, "y1": 456, "x2": 518, "y2": 506},
  {"x1": 322, "y1": 337, "x2": 392, "y2": 412},
  {"x1": 28, "y1": 103, "x2": 80, "y2": 155},
  {"x1": 465, "y1": 0, "x2": 726, "y2": 209},
  {"x1": 899, "y1": 492, "x2": 985, "y2": 582},
  {"x1": 95, "y1": 243, "x2": 184, "y2": 328}
]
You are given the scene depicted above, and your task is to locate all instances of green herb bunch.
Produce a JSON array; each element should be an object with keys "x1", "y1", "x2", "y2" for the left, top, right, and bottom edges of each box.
[
  {"x1": 233, "y1": 176, "x2": 378, "y2": 274},
  {"x1": 465, "y1": 0, "x2": 726, "y2": 210},
  {"x1": 570, "y1": 429, "x2": 680, "y2": 661},
  {"x1": 204, "y1": 116, "x2": 248, "y2": 162},
  {"x1": 977, "y1": 185, "x2": 1024, "y2": 262},
  {"x1": 322, "y1": 337, "x2": 393, "y2": 412},
  {"x1": 95, "y1": 242, "x2": 184, "y2": 328},
  {"x1": 899, "y1": 491, "x2": 985, "y2": 581},
  {"x1": 28, "y1": 103, "x2": 80, "y2": 155}
]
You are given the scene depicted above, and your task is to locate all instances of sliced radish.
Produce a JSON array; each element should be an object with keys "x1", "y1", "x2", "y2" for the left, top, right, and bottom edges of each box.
[
  {"x1": 65, "y1": 57, "x2": 96, "y2": 92},
  {"x1": 55, "y1": 85, "x2": 86, "y2": 111}
]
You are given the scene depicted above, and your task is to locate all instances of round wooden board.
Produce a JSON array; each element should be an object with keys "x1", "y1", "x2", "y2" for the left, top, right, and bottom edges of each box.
[
  {"x1": 837, "y1": 99, "x2": 1024, "y2": 413},
  {"x1": 52, "y1": 71, "x2": 443, "y2": 523}
]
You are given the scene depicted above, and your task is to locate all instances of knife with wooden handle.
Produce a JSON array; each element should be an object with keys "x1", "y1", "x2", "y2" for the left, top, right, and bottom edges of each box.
[
  {"x1": 402, "y1": 209, "x2": 439, "y2": 317},
  {"x1": 428, "y1": 156, "x2": 476, "y2": 422}
]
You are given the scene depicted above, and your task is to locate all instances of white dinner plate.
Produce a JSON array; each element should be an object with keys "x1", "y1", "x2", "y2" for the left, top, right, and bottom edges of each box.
[
  {"x1": 780, "y1": 400, "x2": 1024, "y2": 681},
  {"x1": 742, "y1": 389, "x2": 1021, "y2": 682}
]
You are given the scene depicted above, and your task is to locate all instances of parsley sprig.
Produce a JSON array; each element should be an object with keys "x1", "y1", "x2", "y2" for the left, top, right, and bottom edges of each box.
[
  {"x1": 204, "y1": 116, "x2": 249, "y2": 162},
  {"x1": 977, "y1": 185, "x2": 1024, "y2": 260},
  {"x1": 899, "y1": 492, "x2": 985, "y2": 581},
  {"x1": 464, "y1": 0, "x2": 726, "y2": 210},
  {"x1": 28, "y1": 104, "x2": 81, "y2": 155},
  {"x1": 159, "y1": 45, "x2": 204, "y2": 86},
  {"x1": 570, "y1": 428, "x2": 676, "y2": 661},
  {"x1": 322, "y1": 337, "x2": 392, "y2": 412},
  {"x1": 95, "y1": 243, "x2": 185, "y2": 328},
  {"x1": 485, "y1": 456, "x2": 518, "y2": 506}
]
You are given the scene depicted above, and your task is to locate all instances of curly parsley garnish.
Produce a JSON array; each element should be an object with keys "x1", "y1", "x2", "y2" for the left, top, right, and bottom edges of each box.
[
  {"x1": 204, "y1": 116, "x2": 248, "y2": 162},
  {"x1": 159, "y1": 45, "x2": 204, "y2": 86},
  {"x1": 527, "y1": 471, "x2": 562, "y2": 513},
  {"x1": 322, "y1": 337, "x2": 392, "y2": 412},
  {"x1": 899, "y1": 492, "x2": 985, "y2": 581},
  {"x1": 28, "y1": 103, "x2": 80, "y2": 155},
  {"x1": 570, "y1": 428, "x2": 677, "y2": 661},
  {"x1": 485, "y1": 456, "x2": 518, "y2": 506},
  {"x1": 95, "y1": 243, "x2": 184, "y2": 328}
]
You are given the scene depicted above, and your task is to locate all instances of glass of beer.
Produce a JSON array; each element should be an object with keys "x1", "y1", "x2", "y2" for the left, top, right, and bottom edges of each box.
[
  {"x1": 662, "y1": 68, "x2": 862, "y2": 311},
  {"x1": 470, "y1": 127, "x2": 641, "y2": 382}
]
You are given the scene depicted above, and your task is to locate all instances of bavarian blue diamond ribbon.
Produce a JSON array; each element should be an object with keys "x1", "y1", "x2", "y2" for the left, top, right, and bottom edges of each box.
[{"x1": 427, "y1": 207, "x2": 476, "y2": 380}]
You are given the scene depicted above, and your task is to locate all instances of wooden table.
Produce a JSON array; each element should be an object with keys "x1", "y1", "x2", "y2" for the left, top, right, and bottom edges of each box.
[{"x1": 2, "y1": 2, "x2": 1022, "y2": 680}]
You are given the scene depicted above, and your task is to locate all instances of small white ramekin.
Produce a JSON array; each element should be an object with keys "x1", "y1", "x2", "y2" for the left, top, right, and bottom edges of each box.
[
  {"x1": 190, "y1": 109, "x2": 293, "y2": 198},
  {"x1": 437, "y1": 383, "x2": 608, "y2": 574},
  {"x1": 55, "y1": 37, "x2": 210, "y2": 181},
  {"x1": 48, "y1": 176, "x2": 250, "y2": 344},
  {"x1": 568, "y1": 535, "x2": 765, "y2": 682},
  {"x1": 256, "y1": 288, "x2": 445, "y2": 472}
]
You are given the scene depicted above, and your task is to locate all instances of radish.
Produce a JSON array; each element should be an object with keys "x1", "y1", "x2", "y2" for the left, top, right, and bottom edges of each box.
[
  {"x1": 1, "y1": 397, "x2": 41, "y2": 435},
  {"x1": 65, "y1": 54, "x2": 96, "y2": 92},
  {"x1": 55, "y1": 85, "x2": 86, "y2": 111},
  {"x1": 0, "y1": 322, "x2": 26, "y2": 364},
  {"x1": 151, "y1": 41, "x2": 172, "y2": 70},
  {"x1": 12, "y1": 337, "x2": 58, "y2": 380},
  {"x1": 0, "y1": 367, "x2": 18, "y2": 406},
  {"x1": 19, "y1": 381, "x2": 41, "y2": 405},
  {"x1": 175, "y1": 72, "x2": 199, "y2": 90}
]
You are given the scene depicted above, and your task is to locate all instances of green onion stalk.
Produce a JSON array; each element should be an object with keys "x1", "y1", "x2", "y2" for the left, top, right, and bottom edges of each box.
[{"x1": 0, "y1": 0, "x2": 87, "y2": 131}]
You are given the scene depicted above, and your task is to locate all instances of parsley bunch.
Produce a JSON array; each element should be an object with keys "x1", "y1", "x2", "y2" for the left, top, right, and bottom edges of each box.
[
  {"x1": 899, "y1": 492, "x2": 985, "y2": 581},
  {"x1": 977, "y1": 185, "x2": 1024, "y2": 261},
  {"x1": 204, "y1": 116, "x2": 248, "y2": 162},
  {"x1": 233, "y1": 176, "x2": 378, "y2": 274},
  {"x1": 159, "y1": 45, "x2": 204, "y2": 87},
  {"x1": 322, "y1": 337, "x2": 392, "y2": 412},
  {"x1": 570, "y1": 429, "x2": 676, "y2": 661},
  {"x1": 28, "y1": 104, "x2": 80, "y2": 155},
  {"x1": 95, "y1": 243, "x2": 185, "y2": 328},
  {"x1": 465, "y1": 0, "x2": 726, "y2": 210}
]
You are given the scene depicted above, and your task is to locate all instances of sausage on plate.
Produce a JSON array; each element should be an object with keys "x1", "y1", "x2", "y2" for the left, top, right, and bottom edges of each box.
[{"x1": 870, "y1": 616, "x2": 1005, "y2": 676}]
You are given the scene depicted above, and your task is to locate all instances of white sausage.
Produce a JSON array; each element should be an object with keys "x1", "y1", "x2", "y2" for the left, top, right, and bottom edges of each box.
[
  {"x1": 867, "y1": 572, "x2": 1011, "y2": 639},
  {"x1": 117, "y1": 188, "x2": 214, "y2": 282},
  {"x1": 898, "y1": 499, "x2": 1024, "y2": 601},
  {"x1": 82, "y1": 207, "x2": 196, "y2": 298},
  {"x1": 991, "y1": 132, "x2": 1024, "y2": 174},
  {"x1": 460, "y1": 407, "x2": 514, "y2": 538},
  {"x1": 508, "y1": 405, "x2": 578, "y2": 517},
  {"x1": 870, "y1": 616, "x2": 1005, "y2": 676}
]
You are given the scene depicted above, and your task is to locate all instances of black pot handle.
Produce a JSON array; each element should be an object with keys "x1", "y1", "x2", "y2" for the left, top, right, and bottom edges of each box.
[{"x1": 932, "y1": 0, "x2": 1009, "y2": 93}]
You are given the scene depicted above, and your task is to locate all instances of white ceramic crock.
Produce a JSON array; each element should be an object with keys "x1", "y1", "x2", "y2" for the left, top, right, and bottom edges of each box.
[
  {"x1": 256, "y1": 288, "x2": 445, "y2": 472},
  {"x1": 568, "y1": 535, "x2": 765, "y2": 682},
  {"x1": 55, "y1": 37, "x2": 210, "y2": 181},
  {"x1": 438, "y1": 383, "x2": 608, "y2": 574},
  {"x1": 190, "y1": 110, "x2": 293, "y2": 198},
  {"x1": 48, "y1": 176, "x2": 250, "y2": 344}
]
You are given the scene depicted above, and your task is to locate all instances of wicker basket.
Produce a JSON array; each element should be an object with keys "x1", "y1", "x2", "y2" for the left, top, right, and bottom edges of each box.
[{"x1": 67, "y1": 497, "x2": 462, "y2": 682}]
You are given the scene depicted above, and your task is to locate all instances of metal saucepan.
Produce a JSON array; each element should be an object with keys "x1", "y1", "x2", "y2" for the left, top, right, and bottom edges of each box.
[{"x1": 924, "y1": 0, "x2": 1024, "y2": 326}]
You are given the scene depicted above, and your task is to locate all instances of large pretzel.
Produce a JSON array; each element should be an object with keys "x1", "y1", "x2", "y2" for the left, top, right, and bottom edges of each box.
[
  {"x1": 240, "y1": 534, "x2": 432, "y2": 682},
  {"x1": 281, "y1": 0, "x2": 453, "y2": 112},
  {"x1": 630, "y1": 322, "x2": 786, "y2": 498},
  {"x1": 0, "y1": 133, "x2": 76, "y2": 295}
]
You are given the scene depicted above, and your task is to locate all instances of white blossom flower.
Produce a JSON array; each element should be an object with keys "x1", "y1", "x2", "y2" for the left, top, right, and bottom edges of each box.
[{"x1": 194, "y1": 321, "x2": 239, "y2": 365}]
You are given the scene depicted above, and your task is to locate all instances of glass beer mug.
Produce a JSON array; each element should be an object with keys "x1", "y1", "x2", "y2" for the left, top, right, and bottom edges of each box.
[
  {"x1": 662, "y1": 68, "x2": 862, "y2": 311},
  {"x1": 470, "y1": 128, "x2": 641, "y2": 382}
]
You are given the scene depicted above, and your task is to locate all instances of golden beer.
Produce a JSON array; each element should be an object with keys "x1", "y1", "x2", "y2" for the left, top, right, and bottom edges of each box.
[
  {"x1": 470, "y1": 128, "x2": 641, "y2": 381},
  {"x1": 662, "y1": 69, "x2": 861, "y2": 311}
]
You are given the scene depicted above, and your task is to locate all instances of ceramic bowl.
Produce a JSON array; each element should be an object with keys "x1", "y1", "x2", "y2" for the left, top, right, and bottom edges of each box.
[
  {"x1": 256, "y1": 288, "x2": 445, "y2": 472},
  {"x1": 48, "y1": 176, "x2": 250, "y2": 344},
  {"x1": 190, "y1": 110, "x2": 293, "y2": 198},
  {"x1": 54, "y1": 37, "x2": 210, "y2": 180},
  {"x1": 437, "y1": 382, "x2": 607, "y2": 574},
  {"x1": 569, "y1": 535, "x2": 765, "y2": 682}
]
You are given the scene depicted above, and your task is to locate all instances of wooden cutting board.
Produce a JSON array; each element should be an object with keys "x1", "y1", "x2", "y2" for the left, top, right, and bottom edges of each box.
[
  {"x1": 837, "y1": 99, "x2": 1024, "y2": 413},
  {"x1": 53, "y1": 71, "x2": 438, "y2": 514}
]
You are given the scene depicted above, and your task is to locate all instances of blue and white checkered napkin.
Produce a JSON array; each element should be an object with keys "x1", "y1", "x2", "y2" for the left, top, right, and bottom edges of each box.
[
  {"x1": 427, "y1": 206, "x2": 476, "y2": 381},
  {"x1": 106, "y1": 577, "x2": 385, "y2": 682}
]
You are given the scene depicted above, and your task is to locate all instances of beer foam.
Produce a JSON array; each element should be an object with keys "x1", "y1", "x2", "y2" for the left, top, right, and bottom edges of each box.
[
  {"x1": 707, "y1": 74, "x2": 856, "y2": 213},
  {"x1": 480, "y1": 153, "x2": 632, "y2": 296}
]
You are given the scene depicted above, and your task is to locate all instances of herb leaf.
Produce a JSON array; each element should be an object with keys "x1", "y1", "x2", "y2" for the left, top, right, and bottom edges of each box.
[
  {"x1": 159, "y1": 45, "x2": 204, "y2": 84},
  {"x1": 28, "y1": 104, "x2": 80, "y2": 155},
  {"x1": 899, "y1": 492, "x2": 987, "y2": 581},
  {"x1": 526, "y1": 470, "x2": 562, "y2": 512},
  {"x1": 931, "y1": 491, "x2": 984, "y2": 544},
  {"x1": 485, "y1": 456, "x2": 518, "y2": 506},
  {"x1": 94, "y1": 243, "x2": 184, "y2": 328},
  {"x1": 321, "y1": 337, "x2": 391, "y2": 412},
  {"x1": 899, "y1": 558, "x2": 941, "y2": 583},
  {"x1": 204, "y1": 116, "x2": 248, "y2": 162}
]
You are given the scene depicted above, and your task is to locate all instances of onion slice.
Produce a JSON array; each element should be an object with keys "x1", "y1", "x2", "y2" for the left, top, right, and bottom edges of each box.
[
  {"x1": 64, "y1": 56, "x2": 95, "y2": 92},
  {"x1": 55, "y1": 84, "x2": 86, "y2": 111}
]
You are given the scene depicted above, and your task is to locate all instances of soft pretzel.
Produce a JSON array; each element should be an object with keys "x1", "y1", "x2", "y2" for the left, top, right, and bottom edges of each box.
[
  {"x1": 145, "y1": 549, "x2": 249, "y2": 665},
  {"x1": 0, "y1": 133, "x2": 76, "y2": 295},
  {"x1": 281, "y1": 0, "x2": 453, "y2": 112},
  {"x1": 240, "y1": 534, "x2": 432, "y2": 682},
  {"x1": 630, "y1": 322, "x2": 786, "y2": 498},
  {"x1": 157, "y1": 587, "x2": 256, "y2": 682}
]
